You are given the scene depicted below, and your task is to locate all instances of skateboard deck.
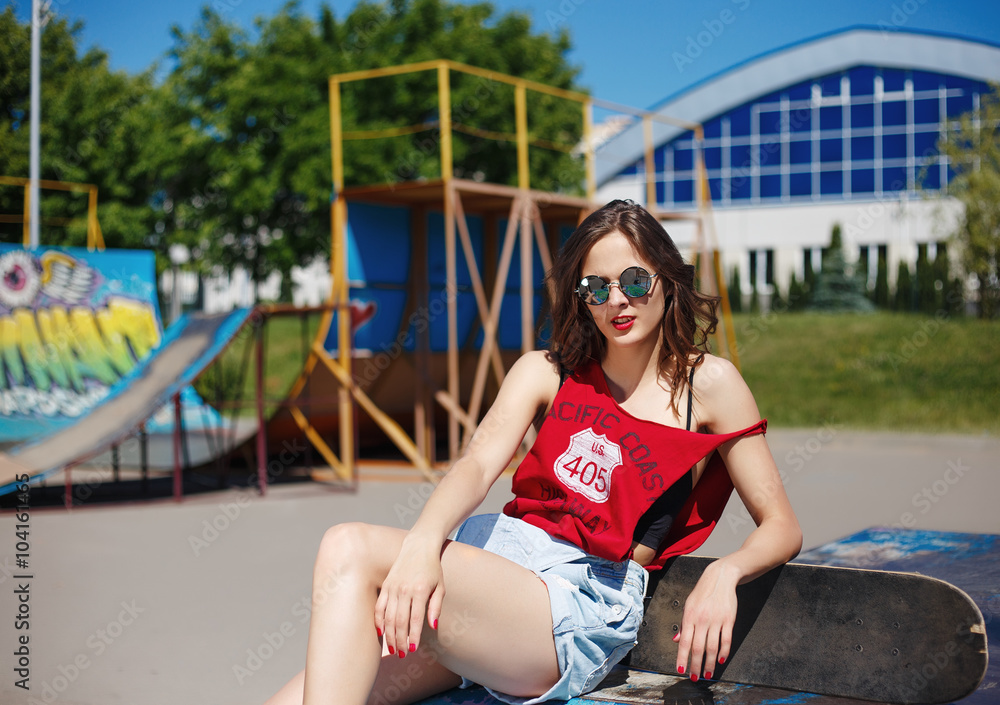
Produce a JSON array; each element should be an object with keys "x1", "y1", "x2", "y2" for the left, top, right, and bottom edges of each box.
[{"x1": 630, "y1": 555, "x2": 989, "y2": 704}]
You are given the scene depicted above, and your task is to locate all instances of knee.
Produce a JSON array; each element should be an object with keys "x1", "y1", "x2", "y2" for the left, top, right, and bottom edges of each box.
[{"x1": 314, "y1": 522, "x2": 375, "y2": 581}]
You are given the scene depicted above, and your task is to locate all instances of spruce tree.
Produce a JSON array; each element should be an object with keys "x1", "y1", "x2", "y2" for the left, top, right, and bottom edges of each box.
[
  {"x1": 727, "y1": 266, "x2": 743, "y2": 313},
  {"x1": 895, "y1": 261, "x2": 914, "y2": 312},
  {"x1": 807, "y1": 223, "x2": 875, "y2": 311},
  {"x1": 873, "y1": 252, "x2": 890, "y2": 309}
]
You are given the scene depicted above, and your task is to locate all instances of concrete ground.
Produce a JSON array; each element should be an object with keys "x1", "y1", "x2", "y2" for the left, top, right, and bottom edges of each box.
[{"x1": 0, "y1": 427, "x2": 997, "y2": 705}]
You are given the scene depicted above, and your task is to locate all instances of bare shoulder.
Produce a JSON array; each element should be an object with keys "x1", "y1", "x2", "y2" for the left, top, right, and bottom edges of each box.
[
  {"x1": 692, "y1": 354, "x2": 762, "y2": 433},
  {"x1": 501, "y1": 350, "x2": 562, "y2": 404}
]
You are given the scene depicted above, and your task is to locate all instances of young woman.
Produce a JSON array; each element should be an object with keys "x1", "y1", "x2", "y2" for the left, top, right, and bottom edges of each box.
[{"x1": 265, "y1": 199, "x2": 801, "y2": 705}]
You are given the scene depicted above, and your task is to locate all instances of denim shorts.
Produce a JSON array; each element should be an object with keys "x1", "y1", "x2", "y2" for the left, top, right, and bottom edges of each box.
[{"x1": 453, "y1": 513, "x2": 648, "y2": 705}]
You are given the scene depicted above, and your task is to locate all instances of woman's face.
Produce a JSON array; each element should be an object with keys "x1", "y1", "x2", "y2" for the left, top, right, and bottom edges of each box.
[{"x1": 578, "y1": 230, "x2": 665, "y2": 353}]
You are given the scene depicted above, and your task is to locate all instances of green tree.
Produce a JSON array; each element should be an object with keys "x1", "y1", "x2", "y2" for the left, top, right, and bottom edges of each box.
[
  {"x1": 0, "y1": 8, "x2": 157, "y2": 249},
  {"x1": 727, "y1": 265, "x2": 742, "y2": 313},
  {"x1": 151, "y1": 0, "x2": 586, "y2": 300},
  {"x1": 787, "y1": 272, "x2": 805, "y2": 311},
  {"x1": 873, "y1": 251, "x2": 890, "y2": 309},
  {"x1": 938, "y1": 85, "x2": 1000, "y2": 318},
  {"x1": 894, "y1": 260, "x2": 913, "y2": 312},
  {"x1": 807, "y1": 223, "x2": 874, "y2": 312},
  {"x1": 915, "y1": 244, "x2": 936, "y2": 314}
]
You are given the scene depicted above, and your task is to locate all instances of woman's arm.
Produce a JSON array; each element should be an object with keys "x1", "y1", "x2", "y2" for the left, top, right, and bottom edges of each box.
[
  {"x1": 375, "y1": 350, "x2": 561, "y2": 656},
  {"x1": 673, "y1": 355, "x2": 802, "y2": 681}
]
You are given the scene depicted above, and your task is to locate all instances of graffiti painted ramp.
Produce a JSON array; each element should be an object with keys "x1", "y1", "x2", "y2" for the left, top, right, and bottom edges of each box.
[{"x1": 0, "y1": 308, "x2": 254, "y2": 491}]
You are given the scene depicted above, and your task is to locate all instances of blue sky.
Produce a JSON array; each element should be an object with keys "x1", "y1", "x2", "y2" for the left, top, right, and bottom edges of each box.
[{"x1": 9, "y1": 0, "x2": 1000, "y2": 111}]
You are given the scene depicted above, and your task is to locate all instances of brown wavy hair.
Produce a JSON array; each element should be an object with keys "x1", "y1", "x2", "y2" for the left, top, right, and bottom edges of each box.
[{"x1": 545, "y1": 199, "x2": 719, "y2": 415}]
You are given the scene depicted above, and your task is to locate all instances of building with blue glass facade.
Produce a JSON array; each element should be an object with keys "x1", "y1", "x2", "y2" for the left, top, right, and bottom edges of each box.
[{"x1": 595, "y1": 27, "x2": 1000, "y2": 303}]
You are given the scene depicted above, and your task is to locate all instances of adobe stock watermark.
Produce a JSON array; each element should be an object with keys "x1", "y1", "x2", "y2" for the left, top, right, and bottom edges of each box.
[
  {"x1": 187, "y1": 438, "x2": 308, "y2": 556},
  {"x1": 877, "y1": 0, "x2": 929, "y2": 37},
  {"x1": 852, "y1": 304, "x2": 957, "y2": 373},
  {"x1": 545, "y1": 0, "x2": 587, "y2": 29},
  {"x1": 357, "y1": 288, "x2": 457, "y2": 391},
  {"x1": 725, "y1": 421, "x2": 837, "y2": 534},
  {"x1": 889, "y1": 459, "x2": 972, "y2": 532},
  {"x1": 392, "y1": 407, "x2": 512, "y2": 525},
  {"x1": 673, "y1": 0, "x2": 752, "y2": 73},
  {"x1": 22, "y1": 600, "x2": 145, "y2": 704}
]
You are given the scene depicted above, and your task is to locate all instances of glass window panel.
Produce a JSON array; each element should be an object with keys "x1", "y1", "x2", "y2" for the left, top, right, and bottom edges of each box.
[
  {"x1": 851, "y1": 168, "x2": 875, "y2": 193},
  {"x1": 673, "y1": 180, "x2": 694, "y2": 203},
  {"x1": 653, "y1": 145, "x2": 667, "y2": 173},
  {"x1": 790, "y1": 171, "x2": 811, "y2": 197},
  {"x1": 703, "y1": 118, "x2": 723, "y2": 139},
  {"x1": 788, "y1": 107, "x2": 812, "y2": 132},
  {"x1": 919, "y1": 161, "x2": 941, "y2": 190},
  {"x1": 882, "y1": 133, "x2": 907, "y2": 160},
  {"x1": 731, "y1": 175, "x2": 752, "y2": 200},
  {"x1": 730, "y1": 144, "x2": 753, "y2": 170},
  {"x1": 729, "y1": 105, "x2": 752, "y2": 136},
  {"x1": 758, "y1": 141, "x2": 781, "y2": 168},
  {"x1": 850, "y1": 66, "x2": 876, "y2": 95},
  {"x1": 912, "y1": 70, "x2": 941, "y2": 92},
  {"x1": 914, "y1": 131, "x2": 940, "y2": 159},
  {"x1": 760, "y1": 174, "x2": 781, "y2": 199},
  {"x1": 673, "y1": 148, "x2": 693, "y2": 172},
  {"x1": 851, "y1": 103, "x2": 875, "y2": 128},
  {"x1": 820, "y1": 138, "x2": 843, "y2": 162},
  {"x1": 851, "y1": 135, "x2": 875, "y2": 161},
  {"x1": 914, "y1": 98, "x2": 939, "y2": 125},
  {"x1": 619, "y1": 162, "x2": 639, "y2": 176},
  {"x1": 656, "y1": 180, "x2": 667, "y2": 205},
  {"x1": 758, "y1": 110, "x2": 783, "y2": 135},
  {"x1": 882, "y1": 101, "x2": 907, "y2": 126},
  {"x1": 820, "y1": 75, "x2": 841, "y2": 96},
  {"x1": 883, "y1": 165, "x2": 908, "y2": 192},
  {"x1": 708, "y1": 177, "x2": 724, "y2": 200},
  {"x1": 820, "y1": 170, "x2": 843, "y2": 195},
  {"x1": 758, "y1": 89, "x2": 784, "y2": 105},
  {"x1": 820, "y1": 106, "x2": 843, "y2": 130},
  {"x1": 787, "y1": 82, "x2": 811, "y2": 100},
  {"x1": 789, "y1": 140, "x2": 812, "y2": 165},
  {"x1": 946, "y1": 91, "x2": 974, "y2": 117},
  {"x1": 882, "y1": 69, "x2": 906, "y2": 92},
  {"x1": 704, "y1": 146, "x2": 722, "y2": 170}
]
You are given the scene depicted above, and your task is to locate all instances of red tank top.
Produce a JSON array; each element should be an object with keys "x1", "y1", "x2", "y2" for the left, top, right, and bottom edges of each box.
[{"x1": 503, "y1": 361, "x2": 766, "y2": 570}]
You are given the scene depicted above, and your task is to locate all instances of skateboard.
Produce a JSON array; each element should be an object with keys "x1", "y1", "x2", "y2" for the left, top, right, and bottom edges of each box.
[{"x1": 629, "y1": 555, "x2": 989, "y2": 704}]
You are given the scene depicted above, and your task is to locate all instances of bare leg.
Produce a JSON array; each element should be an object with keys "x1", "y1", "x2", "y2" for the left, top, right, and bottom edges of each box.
[{"x1": 296, "y1": 522, "x2": 560, "y2": 705}]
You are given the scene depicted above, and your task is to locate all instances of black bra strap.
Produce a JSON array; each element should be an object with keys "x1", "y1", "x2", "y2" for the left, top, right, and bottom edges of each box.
[{"x1": 685, "y1": 366, "x2": 696, "y2": 432}]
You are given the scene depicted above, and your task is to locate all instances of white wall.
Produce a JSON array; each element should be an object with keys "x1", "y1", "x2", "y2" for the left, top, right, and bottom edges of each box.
[{"x1": 596, "y1": 179, "x2": 965, "y2": 298}]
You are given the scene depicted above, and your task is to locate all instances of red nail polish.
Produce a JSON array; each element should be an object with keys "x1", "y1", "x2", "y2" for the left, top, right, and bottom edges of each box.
[
  {"x1": 690, "y1": 674, "x2": 699, "y2": 683},
  {"x1": 409, "y1": 643, "x2": 416, "y2": 653},
  {"x1": 705, "y1": 671, "x2": 712, "y2": 680},
  {"x1": 433, "y1": 619, "x2": 439, "y2": 630},
  {"x1": 718, "y1": 656, "x2": 726, "y2": 665},
  {"x1": 398, "y1": 650, "x2": 405, "y2": 659},
  {"x1": 376, "y1": 627, "x2": 383, "y2": 637},
  {"x1": 677, "y1": 665, "x2": 685, "y2": 674},
  {"x1": 388, "y1": 645, "x2": 394, "y2": 655}
]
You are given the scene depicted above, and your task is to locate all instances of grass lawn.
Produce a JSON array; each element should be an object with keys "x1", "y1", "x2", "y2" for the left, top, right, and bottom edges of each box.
[{"x1": 729, "y1": 311, "x2": 1000, "y2": 435}]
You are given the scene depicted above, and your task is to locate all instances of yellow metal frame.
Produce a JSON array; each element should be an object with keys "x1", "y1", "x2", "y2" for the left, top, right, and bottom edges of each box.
[
  {"x1": 289, "y1": 59, "x2": 737, "y2": 483},
  {"x1": 0, "y1": 176, "x2": 105, "y2": 250}
]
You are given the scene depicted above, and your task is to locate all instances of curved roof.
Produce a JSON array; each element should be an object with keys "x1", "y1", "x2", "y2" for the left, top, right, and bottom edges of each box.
[{"x1": 596, "y1": 27, "x2": 1000, "y2": 186}]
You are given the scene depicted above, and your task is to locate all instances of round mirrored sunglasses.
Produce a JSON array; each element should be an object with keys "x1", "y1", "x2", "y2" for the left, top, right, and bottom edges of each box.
[{"x1": 576, "y1": 266, "x2": 657, "y2": 305}]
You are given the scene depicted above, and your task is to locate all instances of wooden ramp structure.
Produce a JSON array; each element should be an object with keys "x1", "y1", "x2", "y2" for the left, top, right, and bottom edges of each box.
[{"x1": 278, "y1": 60, "x2": 740, "y2": 483}]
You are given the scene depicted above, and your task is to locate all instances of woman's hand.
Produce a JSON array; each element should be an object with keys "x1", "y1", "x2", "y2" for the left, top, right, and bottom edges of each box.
[
  {"x1": 673, "y1": 558, "x2": 741, "y2": 680},
  {"x1": 374, "y1": 534, "x2": 445, "y2": 658}
]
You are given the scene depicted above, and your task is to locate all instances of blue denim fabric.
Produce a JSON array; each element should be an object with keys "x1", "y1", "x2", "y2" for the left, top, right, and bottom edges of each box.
[{"x1": 453, "y1": 513, "x2": 648, "y2": 705}]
